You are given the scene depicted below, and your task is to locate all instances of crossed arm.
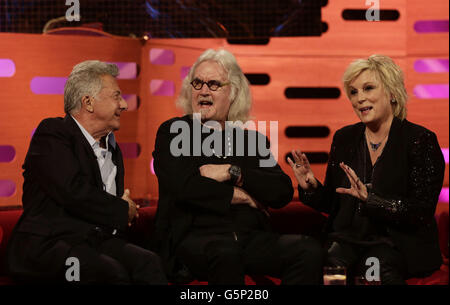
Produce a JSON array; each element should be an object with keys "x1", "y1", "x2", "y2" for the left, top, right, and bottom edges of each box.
[{"x1": 153, "y1": 121, "x2": 293, "y2": 215}]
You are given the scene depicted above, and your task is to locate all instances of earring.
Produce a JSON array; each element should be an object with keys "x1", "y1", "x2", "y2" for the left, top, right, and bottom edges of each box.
[{"x1": 391, "y1": 99, "x2": 397, "y2": 104}]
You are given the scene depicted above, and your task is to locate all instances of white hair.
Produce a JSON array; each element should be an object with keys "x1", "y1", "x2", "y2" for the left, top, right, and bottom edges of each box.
[
  {"x1": 176, "y1": 49, "x2": 252, "y2": 122},
  {"x1": 64, "y1": 60, "x2": 119, "y2": 114}
]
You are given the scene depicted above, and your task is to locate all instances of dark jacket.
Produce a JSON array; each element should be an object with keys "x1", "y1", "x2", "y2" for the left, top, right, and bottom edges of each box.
[
  {"x1": 299, "y1": 117, "x2": 445, "y2": 277},
  {"x1": 152, "y1": 115, "x2": 293, "y2": 280},
  {"x1": 6, "y1": 115, "x2": 129, "y2": 279}
]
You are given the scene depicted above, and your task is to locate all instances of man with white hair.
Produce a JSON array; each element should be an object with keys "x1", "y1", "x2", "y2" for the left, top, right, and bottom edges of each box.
[
  {"x1": 152, "y1": 49, "x2": 324, "y2": 284},
  {"x1": 6, "y1": 60, "x2": 167, "y2": 284}
]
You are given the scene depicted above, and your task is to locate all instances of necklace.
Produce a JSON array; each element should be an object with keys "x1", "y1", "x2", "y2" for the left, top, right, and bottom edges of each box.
[
  {"x1": 211, "y1": 132, "x2": 232, "y2": 158},
  {"x1": 198, "y1": 119, "x2": 232, "y2": 158},
  {"x1": 366, "y1": 130, "x2": 388, "y2": 152},
  {"x1": 369, "y1": 142, "x2": 382, "y2": 151}
]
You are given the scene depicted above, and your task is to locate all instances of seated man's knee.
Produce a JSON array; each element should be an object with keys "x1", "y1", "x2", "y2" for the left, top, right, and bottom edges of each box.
[
  {"x1": 126, "y1": 244, "x2": 162, "y2": 267},
  {"x1": 80, "y1": 254, "x2": 131, "y2": 284},
  {"x1": 203, "y1": 240, "x2": 244, "y2": 284},
  {"x1": 281, "y1": 235, "x2": 324, "y2": 265},
  {"x1": 204, "y1": 240, "x2": 241, "y2": 265},
  {"x1": 123, "y1": 244, "x2": 168, "y2": 284}
]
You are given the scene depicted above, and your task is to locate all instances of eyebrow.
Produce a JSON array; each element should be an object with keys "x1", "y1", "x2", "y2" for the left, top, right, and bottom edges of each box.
[
  {"x1": 349, "y1": 81, "x2": 376, "y2": 89},
  {"x1": 193, "y1": 77, "x2": 222, "y2": 81}
]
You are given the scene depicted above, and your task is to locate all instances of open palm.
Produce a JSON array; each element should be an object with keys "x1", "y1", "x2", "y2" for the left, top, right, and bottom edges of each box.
[
  {"x1": 335, "y1": 162, "x2": 368, "y2": 201},
  {"x1": 287, "y1": 149, "x2": 317, "y2": 191}
]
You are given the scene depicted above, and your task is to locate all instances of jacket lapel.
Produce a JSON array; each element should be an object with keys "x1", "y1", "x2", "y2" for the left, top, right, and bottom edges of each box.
[
  {"x1": 111, "y1": 139, "x2": 124, "y2": 197},
  {"x1": 63, "y1": 115, "x2": 104, "y2": 189},
  {"x1": 371, "y1": 117, "x2": 405, "y2": 196},
  {"x1": 346, "y1": 123, "x2": 365, "y2": 167},
  {"x1": 334, "y1": 123, "x2": 365, "y2": 189},
  {"x1": 378, "y1": 116, "x2": 401, "y2": 162}
]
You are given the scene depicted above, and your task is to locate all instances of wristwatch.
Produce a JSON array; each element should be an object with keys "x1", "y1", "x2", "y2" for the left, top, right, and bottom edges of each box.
[{"x1": 228, "y1": 165, "x2": 241, "y2": 185}]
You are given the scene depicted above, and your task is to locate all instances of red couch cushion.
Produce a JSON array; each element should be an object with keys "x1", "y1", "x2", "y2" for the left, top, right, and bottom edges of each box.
[
  {"x1": 406, "y1": 263, "x2": 449, "y2": 285},
  {"x1": 437, "y1": 210, "x2": 449, "y2": 258},
  {"x1": 0, "y1": 209, "x2": 22, "y2": 284},
  {"x1": 0, "y1": 226, "x2": 3, "y2": 254},
  {"x1": 0, "y1": 202, "x2": 448, "y2": 285},
  {"x1": 0, "y1": 209, "x2": 22, "y2": 277},
  {"x1": 406, "y1": 203, "x2": 449, "y2": 285}
]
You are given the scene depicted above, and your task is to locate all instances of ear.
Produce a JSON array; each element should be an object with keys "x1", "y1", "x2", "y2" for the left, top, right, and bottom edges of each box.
[{"x1": 82, "y1": 95, "x2": 94, "y2": 112}]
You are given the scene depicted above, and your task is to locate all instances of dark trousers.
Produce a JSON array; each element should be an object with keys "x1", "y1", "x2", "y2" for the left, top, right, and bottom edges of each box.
[
  {"x1": 326, "y1": 241, "x2": 407, "y2": 285},
  {"x1": 176, "y1": 230, "x2": 324, "y2": 285},
  {"x1": 68, "y1": 237, "x2": 168, "y2": 284},
  {"x1": 7, "y1": 230, "x2": 168, "y2": 285}
]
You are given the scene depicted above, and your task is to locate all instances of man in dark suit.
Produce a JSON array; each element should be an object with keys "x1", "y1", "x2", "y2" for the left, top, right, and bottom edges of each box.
[
  {"x1": 6, "y1": 60, "x2": 167, "y2": 284},
  {"x1": 152, "y1": 49, "x2": 324, "y2": 284}
]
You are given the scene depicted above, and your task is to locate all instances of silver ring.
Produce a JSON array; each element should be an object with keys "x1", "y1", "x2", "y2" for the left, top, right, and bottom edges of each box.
[{"x1": 295, "y1": 163, "x2": 303, "y2": 168}]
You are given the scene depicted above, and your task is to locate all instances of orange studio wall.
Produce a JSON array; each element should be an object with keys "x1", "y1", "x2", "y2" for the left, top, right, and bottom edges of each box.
[
  {"x1": 0, "y1": 0, "x2": 448, "y2": 208},
  {"x1": 0, "y1": 33, "x2": 141, "y2": 207}
]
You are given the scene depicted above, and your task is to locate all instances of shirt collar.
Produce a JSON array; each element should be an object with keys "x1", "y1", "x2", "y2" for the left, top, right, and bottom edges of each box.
[{"x1": 71, "y1": 115, "x2": 116, "y2": 150}]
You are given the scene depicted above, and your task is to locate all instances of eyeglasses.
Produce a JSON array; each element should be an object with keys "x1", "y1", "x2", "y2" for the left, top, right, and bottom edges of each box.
[{"x1": 190, "y1": 78, "x2": 230, "y2": 91}]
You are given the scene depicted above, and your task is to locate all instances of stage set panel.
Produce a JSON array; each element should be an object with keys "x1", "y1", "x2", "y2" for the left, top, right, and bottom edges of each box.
[
  {"x1": 0, "y1": 33, "x2": 143, "y2": 207},
  {"x1": 144, "y1": 0, "x2": 449, "y2": 201},
  {"x1": 0, "y1": 0, "x2": 448, "y2": 208}
]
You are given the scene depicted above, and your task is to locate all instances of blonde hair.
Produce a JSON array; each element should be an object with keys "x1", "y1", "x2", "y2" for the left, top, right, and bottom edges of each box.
[
  {"x1": 342, "y1": 55, "x2": 408, "y2": 120},
  {"x1": 176, "y1": 49, "x2": 252, "y2": 122}
]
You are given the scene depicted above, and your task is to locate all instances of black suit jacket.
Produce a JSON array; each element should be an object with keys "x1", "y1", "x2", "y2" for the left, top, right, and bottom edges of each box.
[
  {"x1": 299, "y1": 117, "x2": 445, "y2": 276},
  {"x1": 151, "y1": 115, "x2": 293, "y2": 280},
  {"x1": 6, "y1": 115, "x2": 129, "y2": 278}
]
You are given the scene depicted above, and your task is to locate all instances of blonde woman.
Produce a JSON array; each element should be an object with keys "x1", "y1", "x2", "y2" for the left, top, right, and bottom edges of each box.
[{"x1": 289, "y1": 55, "x2": 445, "y2": 284}]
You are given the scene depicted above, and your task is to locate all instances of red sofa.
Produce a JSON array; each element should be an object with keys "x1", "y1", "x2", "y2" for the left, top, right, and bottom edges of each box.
[{"x1": 0, "y1": 201, "x2": 448, "y2": 285}]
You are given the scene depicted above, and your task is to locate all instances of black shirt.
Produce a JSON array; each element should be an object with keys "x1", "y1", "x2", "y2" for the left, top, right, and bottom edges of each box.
[
  {"x1": 331, "y1": 133, "x2": 389, "y2": 245},
  {"x1": 189, "y1": 124, "x2": 271, "y2": 233}
]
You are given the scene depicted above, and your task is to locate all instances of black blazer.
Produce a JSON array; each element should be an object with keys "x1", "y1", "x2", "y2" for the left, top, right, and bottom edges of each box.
[
  {"x1": 6, "y1": 115, "x2": 129, "y2": 277},
  {"x1": 152, "y1": 115, "x2": 293, "y2": 280},
  {"x1": 299, "y1": 117, "x2": 445, "y2": 277}
]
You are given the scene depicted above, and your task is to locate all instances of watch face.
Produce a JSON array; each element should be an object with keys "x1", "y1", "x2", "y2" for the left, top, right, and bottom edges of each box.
[
  {"x1": 230, "y1": 165, "x2": 241, "y2": 176},
  {"x1": 229, "y1": 165, "x2": 240, "y2": 184}
]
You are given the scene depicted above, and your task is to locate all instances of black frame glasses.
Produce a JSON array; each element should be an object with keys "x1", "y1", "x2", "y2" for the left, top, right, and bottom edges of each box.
[{"x1": 190, "y1": 78, "x2": 230, "y2": 91}]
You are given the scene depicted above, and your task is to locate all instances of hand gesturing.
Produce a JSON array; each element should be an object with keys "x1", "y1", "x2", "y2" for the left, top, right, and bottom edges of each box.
[
  {"x1": 335, "y1": 163, "x2": 368, "y2": 201},
  {"x1": 287, "y1": 149, "x2": 317, "y2": 191}
]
